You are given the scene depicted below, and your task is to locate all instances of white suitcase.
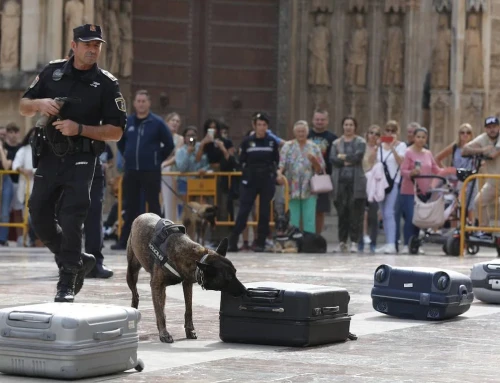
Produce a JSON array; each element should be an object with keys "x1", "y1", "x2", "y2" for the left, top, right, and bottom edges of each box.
[
  {"x1": 0, "y1": 303, "x2": 144, "y2": 379},
  {"x1": 470, "y1": 261, "x2": 500, "y2": 304}
]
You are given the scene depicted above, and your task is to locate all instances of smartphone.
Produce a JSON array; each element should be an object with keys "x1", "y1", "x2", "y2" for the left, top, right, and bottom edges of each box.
[
  {"x1": 380, "y1": 136, "x2": 394, "y2": 144},
  {"x1": 189, "y1": 137, "x2": 196, "y2": 146},
  {"x1": 208, "y1": 128, "x2": 215, "y2": 138},
  {"x1": 415, "y1": 160, "x2": 421, "y2": 170}
]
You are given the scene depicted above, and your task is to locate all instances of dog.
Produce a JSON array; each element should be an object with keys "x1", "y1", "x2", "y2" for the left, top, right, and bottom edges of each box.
[
  {"x1": 181, "y1": 201, "x2": 217, "y2": 246},
  {"x1": 126, "y1": 213, "x2": 246, "y2": 343},
  {"x1": 273, "y1": 209, "x2": 327, "y2": 253}
]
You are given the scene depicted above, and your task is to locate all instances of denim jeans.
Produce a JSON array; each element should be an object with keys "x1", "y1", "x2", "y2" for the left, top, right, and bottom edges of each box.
[
  {"x1": 0, "y1": 176, "x2": 13, "y2": 242},
  {"x1": 379, "y1": 183, "x2": 399, "y2": 245},
  {"x1": 399, "y1": 194, "x2": 419, "y2": 246}
]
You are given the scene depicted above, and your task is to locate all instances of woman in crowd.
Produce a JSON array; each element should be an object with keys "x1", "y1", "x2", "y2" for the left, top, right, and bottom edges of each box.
[
  {"x1": 435, "y1": 123, "x2": 476, "y2": 224},
  {"x1": 359, "y1": 124, "x2": 380, "y2": 253},
  {"x1": 175, "y1": 126, "x2": 210, "y2": 215},
  {"x1": 277, "y1": 120, "x2": 324, "y2": 233},
  {"x1": 375, "y1": 120, "x2": 407, "y2": 254},
  {"x1": 399, "y1": 127, "x2": 454, "y2": 254},
  {"x1": 330, "y1": 116, "x2": 367, "y2": 253},
  {"x1": 161, "y1": 112, "x2": 184, "y2": 220}
]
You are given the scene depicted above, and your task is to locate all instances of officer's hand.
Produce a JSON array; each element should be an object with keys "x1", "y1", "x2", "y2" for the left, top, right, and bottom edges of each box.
[
  {"x1": 37, "y1": 98, "x2": 61, "y2": 117},
  {"x1": 276, "y1": 175, "x2": 285, "y2": 185},
  {"x1": 53, "y1": 119, "x2": 79, "y2": 136}
]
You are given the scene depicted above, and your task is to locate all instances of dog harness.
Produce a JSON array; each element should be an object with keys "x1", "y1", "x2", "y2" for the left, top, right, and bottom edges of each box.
[
  {"x1": 274, "y1": 227, "x2": 303, "y2": 242},
  {"x1": 148, "y1": 219, "x2": 187, "y2": 279}
]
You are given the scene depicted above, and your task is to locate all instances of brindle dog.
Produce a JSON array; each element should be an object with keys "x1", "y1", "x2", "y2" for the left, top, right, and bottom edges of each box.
[
  {"x1": 126, "y1": 213, "x2": 246, "y2": 343},
  {"x1": 181, "y1": 201, "x2": 217, "y2": 245}
]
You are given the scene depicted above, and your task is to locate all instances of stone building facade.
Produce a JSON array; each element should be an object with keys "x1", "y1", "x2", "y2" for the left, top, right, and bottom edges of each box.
[{"x1": 0, "y1": 0, "x2": 498, "y2": 152}]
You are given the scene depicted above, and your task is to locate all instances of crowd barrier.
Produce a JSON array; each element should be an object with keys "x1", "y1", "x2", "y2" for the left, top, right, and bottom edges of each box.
[
  {"x1": 117, "y1": 171, "x2": 289, "y2": 237},
  {"x1": 459, "y1": 173, "x2": 500, "y2": 257},
  {"x1": 0, "y1": 170, "x2": 30, "y2": 246}
]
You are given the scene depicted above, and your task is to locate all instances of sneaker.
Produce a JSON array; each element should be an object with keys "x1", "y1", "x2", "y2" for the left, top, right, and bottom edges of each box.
[
  {"x1": 375, "y1": 245, "x2": 387, "y2": 254},
  {"x1": 401, "y1": 246, "x2": 409, "y2": 254},
  {"x1": 383, "y1": 244, "x2": 397, "y2": 254},
  {"x1": 349, "y1": 242, "x2": 358, "y2": 253},
  {"x1": 333, "y1": 242, "x2": 347, "y2": 253},
  {"x1": 471, "y1": 231, "x2": 493, "y2": 241},
  {"x1": 363, "y1": 235, "x2": 371, "y2": 244}
]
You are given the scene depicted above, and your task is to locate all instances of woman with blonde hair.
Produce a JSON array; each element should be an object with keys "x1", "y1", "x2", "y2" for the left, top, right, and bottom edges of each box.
[
  {"x1": 435, "y1": 123, "x2": 476, "y2": 222},
  {"x1": 161, "y1": 112, "x2": 185, "y2": 220},
  {"x1": 278, "y1": 120, "x2": 325, "y2": 233}
]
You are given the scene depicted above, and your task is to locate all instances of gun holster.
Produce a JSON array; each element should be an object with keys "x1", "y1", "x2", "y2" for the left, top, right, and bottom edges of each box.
[{"x1": 30, "y1": 127, "x2": 45, "y2": 168}]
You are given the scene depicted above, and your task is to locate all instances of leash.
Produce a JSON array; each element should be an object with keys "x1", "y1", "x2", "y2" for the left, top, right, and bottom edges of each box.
[{"x1": 161, "y1": 176, "x2": 204, "y2": 219}]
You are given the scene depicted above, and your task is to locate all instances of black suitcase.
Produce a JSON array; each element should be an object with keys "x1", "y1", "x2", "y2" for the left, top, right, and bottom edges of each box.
[
  {"x1": 219, "y1": 282, "x2": 352, "y2": 347},
  {"x1": 371, "y1": 264, "x2": 474, "y2": 320}
]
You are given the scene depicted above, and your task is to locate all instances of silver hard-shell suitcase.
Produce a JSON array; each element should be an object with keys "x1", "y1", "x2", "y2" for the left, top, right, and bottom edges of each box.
[
  {"x1": 470, "y1": 261, "x2": 500, "y2": 303},
  {"x1": 0, "y1": 303, "x2": 144, "y2": 379}
]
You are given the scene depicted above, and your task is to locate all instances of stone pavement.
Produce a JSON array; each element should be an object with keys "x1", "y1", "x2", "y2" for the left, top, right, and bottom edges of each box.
[{"x1": 0, "y1": 242, "x2": 499, "y2": 382}]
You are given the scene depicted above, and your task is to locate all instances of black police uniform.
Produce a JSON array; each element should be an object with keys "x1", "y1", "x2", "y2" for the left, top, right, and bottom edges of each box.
[
  {"x1": 21, "y1": 24, "x2": 126, "y2": 302},
  {"x1": 229, "y1": 132, "x2": 279, "y2": 251}
]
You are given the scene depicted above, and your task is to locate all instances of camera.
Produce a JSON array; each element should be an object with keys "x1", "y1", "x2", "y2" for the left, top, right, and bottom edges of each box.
[{"x1": 189, "y1": 137, "x2": 196, "y2": 146}]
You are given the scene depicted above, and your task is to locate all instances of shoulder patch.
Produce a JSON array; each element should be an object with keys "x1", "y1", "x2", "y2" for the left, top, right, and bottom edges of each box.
[
  {"x1": 101, "y1": 69, "x2": 118, "y2": 82},
  {"x1": 49, "y1": 59, "x2": 67, "y2": 65},
  {"x1": 29, "y1": 75, "x2": 39, "y2": 89}
]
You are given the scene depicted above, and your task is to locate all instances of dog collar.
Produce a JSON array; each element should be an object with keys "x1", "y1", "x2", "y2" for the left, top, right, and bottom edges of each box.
[{"x1": 195, "y1": 253, "x2": 210, "y2": 289}]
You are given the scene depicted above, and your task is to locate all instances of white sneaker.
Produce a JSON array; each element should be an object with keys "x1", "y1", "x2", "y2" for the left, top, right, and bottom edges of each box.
[
  {"x1": 401, "y1": 246, "x2": 409, "y2": 254},
  {"x1": 418, "y1": 248, "x2": 426, "y2": 255},
  {"x1": 333, "y1": 242, "x2": 347, "y2": 253},
  {"x1": 363, "y1": 235, "x2": 371, "y2": 244},
  {"x1": 383, "y1": 244, "x2": 397, "y2": 254},
  {"x1": 375, "y1": 245, "x2": 387, "y2": 254},
  {"x1": 350, "y1": 242, "x2": 358, "y2": 253}
]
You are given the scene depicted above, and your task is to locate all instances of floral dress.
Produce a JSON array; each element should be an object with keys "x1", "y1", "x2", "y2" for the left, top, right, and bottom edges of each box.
[{"x1": 279, "y1": 139, "x2": 325, "y2": 199}]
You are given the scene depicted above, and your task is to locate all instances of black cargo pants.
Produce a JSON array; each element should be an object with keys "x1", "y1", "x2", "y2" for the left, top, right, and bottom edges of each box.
[{"x1": 29, "y1": 152, "x2": 96, "y2": 269}]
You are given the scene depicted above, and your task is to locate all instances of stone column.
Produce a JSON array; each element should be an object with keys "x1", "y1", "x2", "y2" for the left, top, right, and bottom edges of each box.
[
  {"x1": 45, "y1": 0, "x2": 64, "y2": 60},
  {"x1": 488, "y1": 0, "x2": 500, "y2": 114},
  {"x1": 84, "y1": 0, "x2": 94, "y2": 23},
  {"x1": 368, "y1": 0, "x2": 384, "y2": 125},
  {"x1": 21, "y1": 0, "x2": 40, "y2": 71},
  {"x1": 450, "y1": 0, "x2": 466, "y2": 132}
]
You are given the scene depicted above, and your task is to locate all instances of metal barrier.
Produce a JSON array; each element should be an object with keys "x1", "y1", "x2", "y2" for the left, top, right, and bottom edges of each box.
[
  {"x1": 459, "y1": 173, "x2": 500, "y2": 257},
  {"x1": 117, "y1": 171, "x2": 289, "y2": 236},
  {"x1": 0, "y1": 170, "x2": 31, "y2": 246}
]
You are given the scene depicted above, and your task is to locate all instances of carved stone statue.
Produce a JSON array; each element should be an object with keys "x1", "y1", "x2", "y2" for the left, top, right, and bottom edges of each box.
[
  {"x1": 346, "y1": 13, "x2": 368, "y2": 87},
  {"x1": 308, "y1": 13, "x2": 331, "y2": 87},
  {"x1": 119, "y1": 0, "x2": 133, "y2": 78},
  {"x1": 95, "y1": 0, "x2": 108, "y2": 68},
  {"x1": 385, "y1": 0, "x2": 405, "y2": 13},
  {"x1": 348, "y1": 0, "x2": 366, "y2": 12},
  {"x1": 108, "y1": 0, "x2": 121, "y2": 74},
  {"x1": 467, "y1": 0, "x2": 486, "y2": 12},
  {"x1": 310, "y1": 0, "x2": 334, "y2": 13},
  {"x1": 0, "y1": 0, "x2": 21, "y2": 71},
  {"x1": 432, "y1": 14, "x2": 451, "y2": 89},
  {"x1": 65, "y1": 0, "x2": 85, "y2": 54},
  {"x1": 463, "y1": 13, "x2": 484, "y2": 89},
  {"x1": 382, "y1": 14, "x2": 404, "y2": 87},
  {"x1": 433, "y1": 0, "x2": 452, "y2": 12}
]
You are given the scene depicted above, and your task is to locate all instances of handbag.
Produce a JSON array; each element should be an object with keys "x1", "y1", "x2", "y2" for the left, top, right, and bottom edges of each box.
[
  {"x1": 412, "y1": 186, "x2": 446, "y2": 228},
  {"x1": 380, "y1": 146, "x2": 399, "y2": 194},
  {"x1": 310, "y1": 173, "x2": 333, "y2": 194}
]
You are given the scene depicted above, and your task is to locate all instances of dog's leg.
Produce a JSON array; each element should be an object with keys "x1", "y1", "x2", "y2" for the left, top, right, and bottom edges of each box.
[
  {"x1": 126, "y1": 242, "x2": 142, "y2": 309},
  {"x1": 150, "y1": 273, "x2": 172, "y2": 343},
  {"x1": 182, "y1": 280, "x2": 197, "y2": 339}
]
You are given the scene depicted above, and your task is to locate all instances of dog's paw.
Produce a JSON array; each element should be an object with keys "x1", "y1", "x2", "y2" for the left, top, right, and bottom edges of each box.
[
  {"x1": 186, "y1": 329, "x2": 198, "y2": 339},
  {"x1": 159, "y1": 333, "x2": 174, "y2": 343}
]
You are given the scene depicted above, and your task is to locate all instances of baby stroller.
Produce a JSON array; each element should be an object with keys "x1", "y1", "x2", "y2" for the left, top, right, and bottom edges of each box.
[{"x1": 408, "y1": 175, "x2": 460, "y2": 255}]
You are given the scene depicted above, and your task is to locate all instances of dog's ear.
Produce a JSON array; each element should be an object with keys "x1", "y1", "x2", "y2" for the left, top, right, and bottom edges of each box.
[{"x1": 216, "y1": 238, "x2": 228, "y2": 257}]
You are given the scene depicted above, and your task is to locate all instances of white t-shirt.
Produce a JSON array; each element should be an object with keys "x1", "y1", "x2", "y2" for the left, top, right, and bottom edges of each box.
[{"x1": 377, "y1": 142, "x2": 407, "y2": 183}]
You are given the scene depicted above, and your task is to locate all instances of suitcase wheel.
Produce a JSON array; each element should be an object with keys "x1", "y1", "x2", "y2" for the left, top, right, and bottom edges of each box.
[{"x1": 135, "y1": 358, "x2": 145, "y2": 372}]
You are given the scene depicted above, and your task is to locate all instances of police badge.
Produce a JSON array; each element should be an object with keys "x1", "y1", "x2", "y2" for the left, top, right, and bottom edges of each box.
[
  {"x1": 52, "y1": 69, "x2": 63, "y2": 81},
  {"x1": 115, "y1": 97, "x2": 126, "y2": 112}
]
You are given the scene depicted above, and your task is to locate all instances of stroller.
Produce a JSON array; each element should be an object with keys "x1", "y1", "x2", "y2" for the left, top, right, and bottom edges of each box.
[{"x1": 407, "y1": 175, "x2": 462, "y2": 255}]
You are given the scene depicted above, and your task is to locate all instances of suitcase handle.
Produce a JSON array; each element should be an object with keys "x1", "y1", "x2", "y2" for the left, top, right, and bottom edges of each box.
[
  {"x1": 322, "y1": 306, "x2": 340, "y2": 315},
  {"x1": 1, "y1": 328, "x2": 55, "y2": 341},
  {"x1": 8, "y1": 312, "x2": 52, "y2": 323},
  {"x1": 93, "y1": 328, "x2": 123, "y2": 341},
  {"x1": 239, "y1": 305, "x2": 284, "y2": 313},
  {"x1": 246, "y1": 288, "x2": 281, "y2": 299}
]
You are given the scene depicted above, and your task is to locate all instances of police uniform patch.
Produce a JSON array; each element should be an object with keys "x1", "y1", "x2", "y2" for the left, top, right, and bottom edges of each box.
[
  {"x1": 52, "y1": 69, "x2": 63, "y2": 81},
  {"x1": 269, "y1": 140, "x2": 274, "y2": 147},
  {"x1": 101, "y1": 69, "x2": 118, "y2": 81},
  {"x1": 29, "y1": 75, "x2": 39, "y2": 88},
  {"x1": 115, "y1": 97, "x2": 126, "y2": 112},
  {"x1": 49, "y1": 59, "x2": 67, "y2": 64},
  {"x1": 250, "y1": 141, "x2": 256, "y2": 147}
]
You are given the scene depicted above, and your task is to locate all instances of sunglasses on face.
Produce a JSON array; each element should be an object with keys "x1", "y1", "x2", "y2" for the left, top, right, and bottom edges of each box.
[
  {"x1": 368, "y1": 131, "x2": 380, "y2": 136},
  {"x1": 385, "y1": 129, "x2": 396, "y2": 133},
  {"x1": 460, "y1": 131, "x2": 472, "y2": 135}
]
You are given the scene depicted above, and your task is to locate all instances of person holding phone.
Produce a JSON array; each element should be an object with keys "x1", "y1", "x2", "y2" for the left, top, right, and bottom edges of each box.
[
  {"x1": 374, "y1": 120, "x2": 407, "y2": 254},
  {"x1": 399, "y1": 127, "x2": 454, "y2": 254}
]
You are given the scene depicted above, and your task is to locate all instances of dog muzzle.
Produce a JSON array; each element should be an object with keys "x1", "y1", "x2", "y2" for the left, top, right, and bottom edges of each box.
[{"x1": 195, "y1": 253, "x2": 210, "y2": 289}]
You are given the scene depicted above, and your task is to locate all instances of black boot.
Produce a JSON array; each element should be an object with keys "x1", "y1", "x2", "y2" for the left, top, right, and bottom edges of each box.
[
  {"x1": 87, "y1": 263, "x2": 114, "y2": 279},
  {"x1": 74, "y1": 253, "x2": 96, "y2": 295},
  {"x1": 54, "y1": 267, "x2": 78, "y2": 303},
  {"x1": 228, "y1": 235, "x2": 239, "y2": 252}
]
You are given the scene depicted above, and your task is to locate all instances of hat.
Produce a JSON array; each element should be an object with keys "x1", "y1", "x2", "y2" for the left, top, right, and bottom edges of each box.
[
  {"x1": 73, "y1": 24, "x2": 106, "y2": 43},
  {"x1": 252, "y1": 112, "x2": 270, "y2": 124},
  {"x1": 485, "y1": 116, "x2": 500, "y2": 126}
]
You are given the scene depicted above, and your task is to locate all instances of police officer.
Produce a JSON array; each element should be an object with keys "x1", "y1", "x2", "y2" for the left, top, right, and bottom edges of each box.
[
  {"x1": 228, "y1": 113, "x2": 280, "y2": 252},
  {"x1": 19, "y1": 24, "x2": 126, "y2": 302}
]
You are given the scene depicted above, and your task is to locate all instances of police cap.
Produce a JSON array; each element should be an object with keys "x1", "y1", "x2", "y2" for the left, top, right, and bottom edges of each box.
[
  {"x1": 252, "y1": 112, "x2": 270, "y2": 124},
  {"x1": 485, "y1": 116, "x2": 500, "y2": 126},
  {"x1": 73, "y1": 24, "x2": 106, "y2": 43}
]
